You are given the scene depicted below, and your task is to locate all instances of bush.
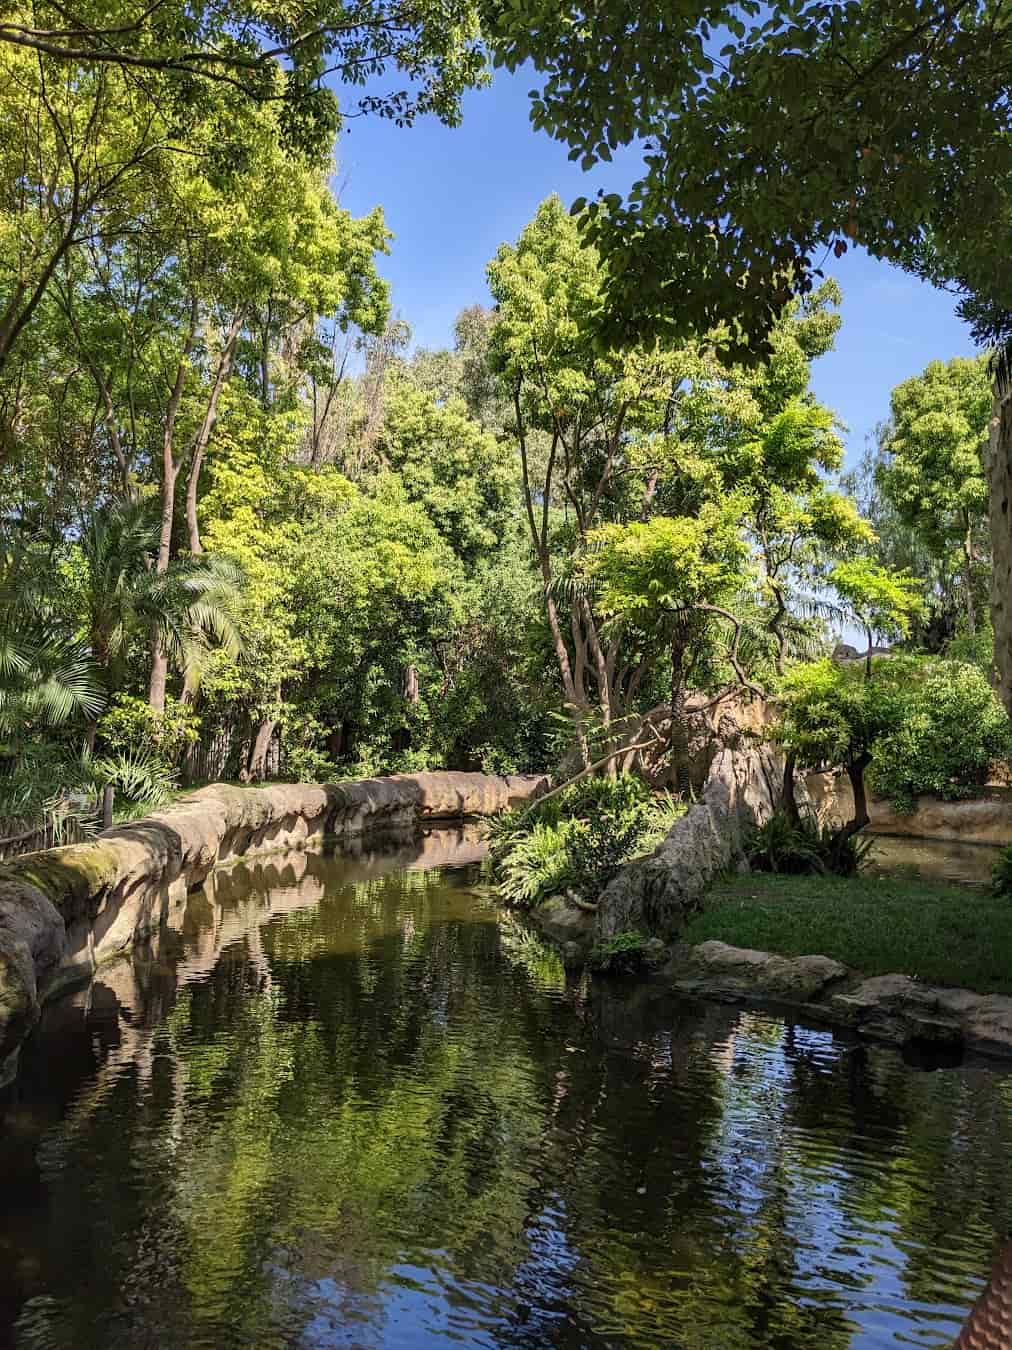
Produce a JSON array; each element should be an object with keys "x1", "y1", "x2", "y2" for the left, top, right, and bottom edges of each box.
[
  {"x1": 486, "y1": 774, "x2": 686, "y2": 907},
  {"x1": 89, "y1": 746, "x2": 176, "y2": 813},
  {"x1": 993, "y1": 845, "x2": 1012, "y2": 897},
  {"x1": 282, "y1": 743, "x2": 336, "y2": 784},
  {"x1": 869, "y1": 660, "x2": 1012, "y2": 811},
  {"x1": 589, "y1": 930, "x2": 661, "y2": 975},
  {"x1": 745, "y1": 809, "x2": 875, "y2": 877},
  {"x1": 495, "y1": 821, "x2": 576, "y2": 907},
  {"x1": 96, "y1": 693, "x2": 198, "y2": 770}
]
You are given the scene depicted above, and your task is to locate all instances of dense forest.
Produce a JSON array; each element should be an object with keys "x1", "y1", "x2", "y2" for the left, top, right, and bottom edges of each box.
[{"x1": 2, "y1": 0, "x2": 1012, "y2": 849}]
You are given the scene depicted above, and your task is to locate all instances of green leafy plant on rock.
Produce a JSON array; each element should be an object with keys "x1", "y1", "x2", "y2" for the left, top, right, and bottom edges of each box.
[
  {"x1": 589, "y1": 929, "x2": 661, "y2": 975},
  {"x1": 486, "y1": 775, "x2": 686, "y2": 908}
]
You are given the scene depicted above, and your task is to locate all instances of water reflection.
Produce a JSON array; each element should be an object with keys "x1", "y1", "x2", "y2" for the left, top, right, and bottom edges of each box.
[
  {"x1": 867, "y1": 834, "x2": 1002, "y2": 886},
  {"x1": 1, "y1": 833, "x2": 1010, "y2": 1348}
]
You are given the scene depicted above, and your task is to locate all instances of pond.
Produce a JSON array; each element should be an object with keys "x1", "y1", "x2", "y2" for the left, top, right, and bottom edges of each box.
[
  {"x1": 1, "y1": 830, "x2": 1010, "y2": 1348},
  {"x1": 867, "y1": 833, "x2": 1003, "y2": 886}
]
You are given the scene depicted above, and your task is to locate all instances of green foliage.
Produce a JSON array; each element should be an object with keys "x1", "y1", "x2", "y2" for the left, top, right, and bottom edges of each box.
[
  {"x1": 589, "y1": 930, "x2": 656, "y2": 975},
  {"x1": 879, "y1": 357, "x2": 991, "y2": 556},
  {"x1": 828, "y1": 559, "x2": 924, "y2": 650},
  {"x1": 946, "y1": 622, "x2": 996, "y2": 672},
  {"x1": 493, "y1": 2, "x2": 1012, "y2": 358},
  {"x1": 375, "y1": 379, "x2": 518, "y2": 567},
  {"x1": 97, "y1": 694, "x2": 199, "y2": 768},
  {"x1": 494, "y1": 821, "x2": 576, "y2": 908},
  {"x1": 0, "y1": 549, "x2": 104, "y2": 740},
  {"x1": 780, "y1": 654, "x2": 1012, "y2": 816},
  {"x1": 745, "y1": 810, "x2": 874, "y2": 878},
  {"x1": 487, "y1": 775, "x2": 685, "y2": 907},
  {"x1": 588, "y1": 507, "x2": 749, "y2": 623},
  {"x1": 777, "y1": 657, "x2": 912, "y2": 773},
  {"x1": 869, "y1": 662, "x2": 1012, "y2": 811},
  {"x1": 89, "y1": 746, "x2": 177, "y2": 811}
]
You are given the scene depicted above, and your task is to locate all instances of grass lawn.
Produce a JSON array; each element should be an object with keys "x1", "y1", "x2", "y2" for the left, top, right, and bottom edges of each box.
[{"x1": 683, "y1": 872, "x2": 1012, "y2": 997}]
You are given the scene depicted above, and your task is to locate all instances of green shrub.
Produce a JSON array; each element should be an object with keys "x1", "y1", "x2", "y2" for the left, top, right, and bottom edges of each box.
[
  {"x1": 869, "y1": 660, "x2": 1012, "y2": 810},
  {"x1": 282, "y1": 743, "x2": 336, "y2": 784},
  {"x1": 589, "y1": 930, "x2": 657, "y2": 974},
  {"x1": 96, "y1": 693, "x2": 198, "y2": 769},
  {"x1": 992, "y1": 845, "x2": 1012, "y2": 897},
  {"x1": 946, "y1": 622, "x2": 994, "y2": 672},
  {"x1": 486, "y1": 774, "x2": 686, "y2": 907},
  {"x1": 89, "y1": 746, "x2": 176, "y2": 813},
  {"x1": 495, "y1": 821, "x2": 576, "y2": 907},
  {"x1": 745, "y1": 809, "x2": 874, "y2": 877}
]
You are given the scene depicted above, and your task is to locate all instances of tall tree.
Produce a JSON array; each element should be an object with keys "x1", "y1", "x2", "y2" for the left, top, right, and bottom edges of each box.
[
  {"x1": 491, "y1": 0, "x2": 1012, "y2": 709},
  {"x1": 878, "y1": 355, "x2": 991, "y2": 634}
]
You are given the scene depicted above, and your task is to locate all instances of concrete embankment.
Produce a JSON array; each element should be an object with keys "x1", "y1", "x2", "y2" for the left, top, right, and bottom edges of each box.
[{"x1": 0, "y1": 771, "x2": 544, "y2": 1080}]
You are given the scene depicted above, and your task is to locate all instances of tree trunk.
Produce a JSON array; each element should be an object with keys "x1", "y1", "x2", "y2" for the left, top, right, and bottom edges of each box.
[
  {"x1": 962, "y1": 516, "x2": 977, "y2": 636},
  {"x1": 781, "y1": 750, "x2": 801, "y2": 824},
  {"x1": 184, "y1": 309, "x2": 243, "y2": 554},
  {"x1": 838, "y1": 751, "x2": 872, "y2": 845},
  {"x1": 988, "y1": 373, "x2": 1012, "y2": 713},
  {"x1": 402, "y1": 664, "x2": 419, "y2": 705},
  {"x1": 669, "y1": 630, "x2": 691, "y2": 793},
  {"x1": 148, "y1": 296, "x2": 198, "y2": 712},
  {"x1": 244, "y1": 719, "x2": 277, "y2": 783}
]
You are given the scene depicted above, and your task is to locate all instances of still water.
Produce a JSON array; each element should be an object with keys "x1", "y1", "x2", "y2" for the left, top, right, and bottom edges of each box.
[{"x1": 1, "y1": 831, "x2": 1010, "y2": 1349}]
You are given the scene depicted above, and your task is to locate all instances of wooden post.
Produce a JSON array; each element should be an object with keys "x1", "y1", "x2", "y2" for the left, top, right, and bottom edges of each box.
[{"x1": 101, "y1": 784, "x2": 114, "y2": 831}]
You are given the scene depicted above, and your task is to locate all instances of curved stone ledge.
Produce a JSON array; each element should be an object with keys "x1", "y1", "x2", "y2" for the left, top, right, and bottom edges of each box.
[
  {"x1": 663, "y1": 939, "x2": 1012, "y2": 1061},
  {"x1": 807, "y1": 772, "x2": 1012, "y2": 847},
  {"x1": 0, "y1": 770, "x2": 545, "y2": 1079}
]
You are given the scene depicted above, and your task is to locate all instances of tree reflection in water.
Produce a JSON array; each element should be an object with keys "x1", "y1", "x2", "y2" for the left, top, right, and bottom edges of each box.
[{"x1": 1, "y1": 836, "x2": 1010, "y2": 1348}]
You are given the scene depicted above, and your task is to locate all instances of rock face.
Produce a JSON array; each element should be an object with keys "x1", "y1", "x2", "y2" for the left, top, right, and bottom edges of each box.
[
  {"x1": 661, "y1": 939, "x2": 1012, "y2": 1061},
  {"x1": 0, "y1": 770, "x2": 545, "y2": 1080},
  {"x1": 807, "y1": 772, "x2": 1012, "y2": 846},
  {"x1": 666, "y1": 940, "x2": 850, "y2": 1003},
  {"x1": 596, "y1": 702, "x2": 789, "y2": 941}
]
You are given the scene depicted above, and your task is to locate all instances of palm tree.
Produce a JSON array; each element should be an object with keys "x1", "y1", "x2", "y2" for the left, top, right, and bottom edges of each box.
[
  {"x1": 78, "y1": 500, "x2": 244, "y2": 711},
  {"x1": 0, "y1": 546, "x2": 106, "y2": 847},
  {"x1": 0, "y1": 546, "x2": 105, "y2": 740}
]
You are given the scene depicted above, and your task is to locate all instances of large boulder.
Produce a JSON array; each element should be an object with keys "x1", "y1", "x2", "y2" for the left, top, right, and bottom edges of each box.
[
  {"x1": 0, "y1": 874, "x2": 65, "y2": 1078},
  {"x1": 596, "y1": 731, "x2": 788, "y2": 941},
  {"x1": 666, "y1": 940, "x2": 849, "y2": 1003}
]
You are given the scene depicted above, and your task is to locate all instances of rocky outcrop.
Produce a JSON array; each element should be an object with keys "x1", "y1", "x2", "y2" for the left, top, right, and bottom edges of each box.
[
  {"x1": 663, "y1": 940, "x2": 1012, "y2": 1061},
  {"x1": 0, "y1": 771, "x2": 545, "y2": 1079},
  {"x1": 563, "y1": 691, "x2": 776, "y2": 792},
  {"x1": 807, "y1": 772, "x2": 1012, "y2": 847},
  {"x1": 666, "y1": 940, "x2": 850, "y2": 1003},
  {"x1": 595, "y1": 713, "x2": 788, "y2": 942}
]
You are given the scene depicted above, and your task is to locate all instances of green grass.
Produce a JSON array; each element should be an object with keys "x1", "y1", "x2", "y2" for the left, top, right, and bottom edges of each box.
[{"x1": 684, "y1": 872, "x2": 1012, "y2": 996}]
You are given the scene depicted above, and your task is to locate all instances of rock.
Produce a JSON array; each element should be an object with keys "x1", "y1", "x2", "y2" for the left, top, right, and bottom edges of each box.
[
  {"x1": 531, "y1": 895, "x2": 596, "y2": 952},
  {"x1": 830, "y1": 975, "x2": 964, "y2": 1047},
  {"x1": 597, "y1": 730, "x2": 794, "y2": 942},
  {"x1": 0, "y1": 875, "x2": 65, "y2": 1062},
  {"x1": 666, "y1": 940, "x2": 850, "y2": 1003},
  {"x1": 657, "y1": 940, "x2": 1012, "y2": 1060}
]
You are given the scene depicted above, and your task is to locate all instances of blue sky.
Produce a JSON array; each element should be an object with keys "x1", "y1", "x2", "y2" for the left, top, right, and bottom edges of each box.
[{"x1": 335, "y1": 68, "x2": 977, "y2": 472}]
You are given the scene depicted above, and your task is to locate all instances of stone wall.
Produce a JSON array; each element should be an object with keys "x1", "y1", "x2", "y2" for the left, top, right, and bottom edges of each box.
[
  {"x1": 807, "y1": 771, "x2": 1012, "y2": 846},
  {"x1": 0, "y1": 771, "x2": 545, "y2": 1079}
]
